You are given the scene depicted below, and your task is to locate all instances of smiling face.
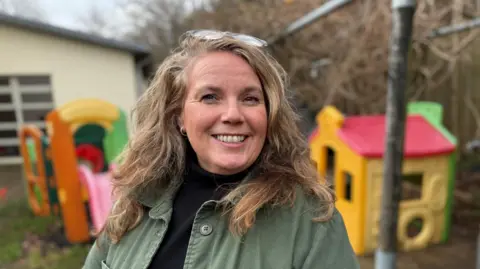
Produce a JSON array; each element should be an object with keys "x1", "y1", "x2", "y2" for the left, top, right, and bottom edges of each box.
[{"x1": 180, "y1": 51, "x2": 268, "y2": 175}]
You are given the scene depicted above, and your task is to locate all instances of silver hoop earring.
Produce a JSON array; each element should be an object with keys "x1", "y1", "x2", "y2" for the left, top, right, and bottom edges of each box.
[{"x1": 180, "y1": 127, "x2": 187, "y2": 136}]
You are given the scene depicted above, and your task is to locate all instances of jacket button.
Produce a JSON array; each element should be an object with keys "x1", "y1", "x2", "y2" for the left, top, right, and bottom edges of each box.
[{"x1": 200, "y1": 224, "x2": 213, "y2": 236}]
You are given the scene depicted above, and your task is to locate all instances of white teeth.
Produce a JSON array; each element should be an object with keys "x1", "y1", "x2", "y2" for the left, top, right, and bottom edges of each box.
[{"x1": 214, "y1": 135, "x2": 246, "y2": 143}]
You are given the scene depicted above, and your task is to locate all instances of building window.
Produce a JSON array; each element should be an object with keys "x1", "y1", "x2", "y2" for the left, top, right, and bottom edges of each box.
[{"x1": 0, "y1": 76, "x2": 53, "y2": 165}]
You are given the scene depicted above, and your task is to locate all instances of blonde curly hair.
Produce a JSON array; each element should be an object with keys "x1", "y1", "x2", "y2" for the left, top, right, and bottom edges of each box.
[{"x1": 102, "y1": 32, "x2": 335, "y2": 244}]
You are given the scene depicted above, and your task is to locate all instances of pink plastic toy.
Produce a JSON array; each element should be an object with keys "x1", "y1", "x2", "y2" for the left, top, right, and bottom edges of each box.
[{"x1": 77, "y1": 165, "x2": 114, "y2": 233}]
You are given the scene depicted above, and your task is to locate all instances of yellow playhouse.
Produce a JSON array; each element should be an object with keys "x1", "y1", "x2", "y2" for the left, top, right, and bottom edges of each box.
[{"x1": 309, "y1": 104, "x2": 456, "y2": 255}]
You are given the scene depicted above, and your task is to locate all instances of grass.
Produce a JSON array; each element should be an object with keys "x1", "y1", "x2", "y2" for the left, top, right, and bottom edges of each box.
[
  {"x1": 0, "y1": 198, "x2": 91, "y2": 269},
  {"x1": 13, "y1": 245, "x2": 91, "y2": 269}
]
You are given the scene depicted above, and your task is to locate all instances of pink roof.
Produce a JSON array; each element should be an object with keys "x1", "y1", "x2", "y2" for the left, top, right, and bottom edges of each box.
[{"x1": 337, "y1": 115, "x2": 455, "y2": 158}]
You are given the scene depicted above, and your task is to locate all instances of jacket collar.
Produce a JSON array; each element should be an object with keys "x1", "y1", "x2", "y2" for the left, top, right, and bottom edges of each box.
[
  {"x1": 137, "y1": 167, "x2": 260, "y2": 219},
  {"x1": 136, "y1": 183, "x2": 177, "y2": 219}
]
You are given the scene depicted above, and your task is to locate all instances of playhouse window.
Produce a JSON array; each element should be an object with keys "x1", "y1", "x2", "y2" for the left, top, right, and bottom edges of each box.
[
  {"x1": 324, "y1": 146, "x2": 336, "y2": 187},
  {"x1": 402, "y1": 173, "x2": 423, "y2": 201},
  {"x1": 343, "y1": 171, "x2": 353, "y2": 202}
]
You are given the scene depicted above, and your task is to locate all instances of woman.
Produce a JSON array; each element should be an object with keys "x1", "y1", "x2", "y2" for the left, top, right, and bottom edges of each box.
[{"x1": 83, "y1": 30, "x2": 359, "y2": 269}]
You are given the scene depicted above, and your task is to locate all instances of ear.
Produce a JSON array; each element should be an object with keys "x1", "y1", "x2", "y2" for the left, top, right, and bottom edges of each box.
[{"x1": 177, "y1": 113, "x2": 184, "y2": 129}]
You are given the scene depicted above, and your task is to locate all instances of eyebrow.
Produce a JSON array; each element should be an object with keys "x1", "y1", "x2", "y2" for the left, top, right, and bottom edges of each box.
[
  {"x1": 198, "y1": 85, "x2": 222, "y2": 93},
  {"x1": 194, "y1": 85, "x2": 263, "y2": 96}
]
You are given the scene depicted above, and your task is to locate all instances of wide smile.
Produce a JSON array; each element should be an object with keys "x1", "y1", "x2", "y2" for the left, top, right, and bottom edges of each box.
[{"x1": 212, "y1": 134, "x2": 248, "y2": 143}]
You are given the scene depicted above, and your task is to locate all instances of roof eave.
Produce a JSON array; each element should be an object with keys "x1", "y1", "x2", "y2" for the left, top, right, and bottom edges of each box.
[{"x1": 0, "y1": 12, "x2": 151, "y2": 57}]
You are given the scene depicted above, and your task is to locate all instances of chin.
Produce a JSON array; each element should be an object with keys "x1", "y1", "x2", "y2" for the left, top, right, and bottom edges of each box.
[{"x1": 215, "y1": 161, "x2": 250, "y2": 174}]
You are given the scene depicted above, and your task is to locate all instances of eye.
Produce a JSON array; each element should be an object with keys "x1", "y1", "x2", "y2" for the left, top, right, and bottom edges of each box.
[
  {"x1": 244, "y1": 96, "x2": 260, "y2": 105},
  {"x1": 201, "y1": 93, "x2": 218, "y2": 103}
]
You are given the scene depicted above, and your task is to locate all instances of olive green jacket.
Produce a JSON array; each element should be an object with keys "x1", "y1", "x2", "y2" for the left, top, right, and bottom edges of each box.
[{"x1": 83, "y1": 186, "x2": 359, "y2": 269}]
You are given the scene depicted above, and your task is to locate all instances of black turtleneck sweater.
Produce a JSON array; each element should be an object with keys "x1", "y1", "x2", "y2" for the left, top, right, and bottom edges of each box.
[{"x1": 148, "y1": 157, "x2": 249, "y2": 269}]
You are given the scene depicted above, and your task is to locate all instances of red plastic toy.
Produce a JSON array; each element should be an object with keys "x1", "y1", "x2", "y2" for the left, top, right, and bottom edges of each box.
[
  {"x1": 0, "y1": 188, "x2": 7, "y2": 200},
  {"x1": 75, "y1": 144, "x2": 104, "y2": 173}
]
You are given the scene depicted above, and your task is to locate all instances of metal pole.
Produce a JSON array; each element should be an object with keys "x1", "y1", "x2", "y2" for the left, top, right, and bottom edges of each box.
[
  {"x1": 428, "y1": 17, "x2": 480, "y2": 38},
  {"x1": 375, "y1": 1, "x2": 416, "y2": 269},
  {"x1": 267, "y1": 0, "x2": 352, "y2": 45}
]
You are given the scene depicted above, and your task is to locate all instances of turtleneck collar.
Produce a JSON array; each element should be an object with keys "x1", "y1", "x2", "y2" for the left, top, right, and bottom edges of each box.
[
  {"x1": 182, "y1": 143, "x2": 252, "y2": 190},
  {"x1": 185, "y1": 152, "x2": 250, "y2": 188}
]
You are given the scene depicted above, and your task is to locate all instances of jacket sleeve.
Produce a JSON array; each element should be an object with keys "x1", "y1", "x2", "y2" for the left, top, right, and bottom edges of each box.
[
  {"x1": 299, "y1": 209, "x2": 360, "y2": 269},
  {"x1": 82, "y1": 234, "x2": 111, "y2": 269}
]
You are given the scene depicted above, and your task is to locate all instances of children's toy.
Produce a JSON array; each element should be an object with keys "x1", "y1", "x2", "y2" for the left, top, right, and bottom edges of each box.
[
  {"x1": 78, "y1": 164, "x2": 114, "y2": 233},
  {"x1": 20, "y1": 127, "x2": 52, "y2": 217},
  {"x1": 309, "y1": 102, "x2": 456, "y2": 255},
  {"x1": 19, "y1": 98, "x2": 129, "y2": 244},
  {"x1": 0, "y1": 187, "x2": 7, "y2": 201}
]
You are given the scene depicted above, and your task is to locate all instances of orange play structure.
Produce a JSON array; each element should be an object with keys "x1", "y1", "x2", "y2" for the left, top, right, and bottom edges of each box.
[
  {"x1": 19, "y1": 127, "x2": 50, "y2": 216},
  {"x1": 19, "y1": 98, "x2": 129, "y2": 244}
]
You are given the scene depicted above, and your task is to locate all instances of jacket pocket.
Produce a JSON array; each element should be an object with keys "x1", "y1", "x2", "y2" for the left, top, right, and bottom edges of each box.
[{"x1": 101, "y1": 260, "x2": 111, "y2": 269}]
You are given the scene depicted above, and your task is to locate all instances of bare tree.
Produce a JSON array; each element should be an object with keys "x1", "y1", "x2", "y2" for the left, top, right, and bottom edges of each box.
[
  {"x1": 74, "y1": 0, "x2": 212, "y2": 58},
  {"x1": 77, "y1": 5, "x2": 116, "y2": 38},
  {"x1": 77, "y1": 3, "x2": 131, "y2": 39},
  {"x1": 117, "y1": 0, "x2": 212, "y2": 62},
  {"x1": 116, "y1": 0, "x2": 480, "y2": 137}
]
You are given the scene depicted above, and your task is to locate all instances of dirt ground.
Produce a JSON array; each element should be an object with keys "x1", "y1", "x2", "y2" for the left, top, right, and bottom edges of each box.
[
  {"x1": 358, "y1": 167, "x2": 480, "y2": 269},
  {"x1": 1, "y1": 164, "x2": 479, "y2": 269},
  {"x1": 358, "y1": 227, "x2": 477, "y2": 269}
]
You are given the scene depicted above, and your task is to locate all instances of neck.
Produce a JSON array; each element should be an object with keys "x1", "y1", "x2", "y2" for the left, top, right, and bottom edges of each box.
[
  {"x1": 184, "y1": 144, "x2": 250, "y2": 188},
  {"x1": 187, "y1": 157, "x2": 248, "y2": 186}
]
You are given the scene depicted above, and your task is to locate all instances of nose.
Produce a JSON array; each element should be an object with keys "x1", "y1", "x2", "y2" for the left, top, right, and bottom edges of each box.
[{"x1": 221, "y1": 101, "x2": 244, "y2": 124}]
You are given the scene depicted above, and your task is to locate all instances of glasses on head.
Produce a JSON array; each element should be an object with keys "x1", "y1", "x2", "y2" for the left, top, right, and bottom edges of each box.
[{"x1": 185, "y1": 30, "x2": 268, "y2": 47}]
